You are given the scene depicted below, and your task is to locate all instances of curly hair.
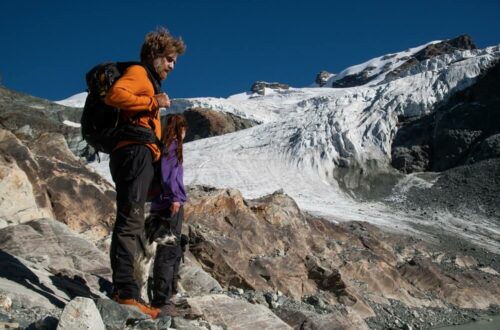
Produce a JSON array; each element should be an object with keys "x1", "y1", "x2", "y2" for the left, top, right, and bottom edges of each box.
[{"x1": 140, "y1": 27, "x2": 186, "y2": 63}]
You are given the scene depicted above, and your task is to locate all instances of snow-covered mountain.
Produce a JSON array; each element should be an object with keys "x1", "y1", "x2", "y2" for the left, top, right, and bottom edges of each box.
[{"x1": 60, "y1": 37, "x2": 500, "y2": 250}]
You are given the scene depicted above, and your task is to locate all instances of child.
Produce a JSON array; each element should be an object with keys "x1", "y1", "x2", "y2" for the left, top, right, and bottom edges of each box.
[{"x1": 149, "y1": 114, "x2": 188, "y2": 315}]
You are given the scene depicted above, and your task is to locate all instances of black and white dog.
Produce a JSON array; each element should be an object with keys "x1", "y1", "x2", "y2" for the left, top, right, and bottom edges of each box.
[{"x1": 134, "y1": 213, "x2": 177, "y2": 302}]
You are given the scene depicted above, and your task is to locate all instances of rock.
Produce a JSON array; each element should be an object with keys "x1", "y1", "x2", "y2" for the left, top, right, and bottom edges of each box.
[
  {"x1": 178, "y1": 253, "x2": 223, "y2": 295},
  {"x1": 454, "y1": 255, "x2": 478, "y2": 268},
  {"x1": 171, "y1": 317, "x2": 212, "y2": 330},
  {"x1": 0, "y1": 218, "x2": 111, "y2": 294},
  {"x1": 392, "y1": 60, "x2": 500, "y2": 173},
  {"x1": 57, "y1": 297, "x2": 105, "y2": 330},
  {"x1": 0, "y1": 251, "x2": 75, "y2": 310},
  {"x1": 251, "y1": 81, "x2": 290, "y2": 95},
  {"x1": 0, "y1": 322, "x2": 20, "y2": 329},
  {"x1": 332, "y1": 36, "x2": 476, "y2": 88},
  {"x1": 94, "y1": 298, "x2": 148, "y2": 330},
  {"x1": 315, "y1": 71, "x2": 335, "y2": 87},
  {"x1": 0, "y1": 155, "x2": 53, "y2": 227},
  {"x1": 30, "y1": 315, "x2": 60, "y2": 330},
  {"x1": 0, "y1": 129, "x2": 115, "y2": 240},
  {"x1": 165, "y1": 107, "x2": 258, "y2": 143},
  {"x1": 467, "y1": 133, "x2": 500, "y2": 164},
  {"x1": 182, "y1": 294, "x2": 292, "y2": 329},
  {"x1": 0, "y1": 294, "x2": 12, "y2": 312},
  {"x1": 0, "y1": 86, "x2": 86, "y2": 158},
  {"x1": 385, "y1": 35, "x2": 477, "y2": 82},
  {"x1": 398, "y1": 258, "x2": 500, "y2": 309},
  {"x1": 275, "y1": 306, "x2": 369, "y2": 330}
]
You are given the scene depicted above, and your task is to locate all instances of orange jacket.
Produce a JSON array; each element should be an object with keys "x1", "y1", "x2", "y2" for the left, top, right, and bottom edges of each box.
[{"x1": 104, "y1": 65, "x2": 162, "y2": 161}]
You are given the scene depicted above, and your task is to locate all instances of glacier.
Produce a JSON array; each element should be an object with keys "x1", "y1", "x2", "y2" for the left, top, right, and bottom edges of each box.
[{"x1": 61, "y1": 42, "x2": 500, "y2": 252}]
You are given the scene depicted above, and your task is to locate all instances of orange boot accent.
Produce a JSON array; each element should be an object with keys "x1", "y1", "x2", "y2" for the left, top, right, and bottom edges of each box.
[{"x1": 113, "y1": 296, "x2": 160, "y2": 319}]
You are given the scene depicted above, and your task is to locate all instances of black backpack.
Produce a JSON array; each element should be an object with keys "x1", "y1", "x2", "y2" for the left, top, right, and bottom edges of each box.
[{"x1": 81, "y1": 62, "x2": 161, "y2": 154}]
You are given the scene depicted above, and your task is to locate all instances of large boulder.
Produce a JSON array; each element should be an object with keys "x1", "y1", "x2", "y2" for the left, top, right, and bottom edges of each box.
[
  {"x1": 0, "y1": 155, "x2": 53, "y2": 227},
  {"x1": 164, "y1": 107, "x2": 258, "y2": 143},
  {"x1": 0, "y1": 218, "x2": 112, "y2": 296},
  {"x1": 0, "y1": 129, "x2": 115, "y2": 240}
]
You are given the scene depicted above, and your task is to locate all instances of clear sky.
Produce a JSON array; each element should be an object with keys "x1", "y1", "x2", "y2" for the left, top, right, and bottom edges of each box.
[{"x1": 1, "y1": 0, "x2": 499, "y2": 101}]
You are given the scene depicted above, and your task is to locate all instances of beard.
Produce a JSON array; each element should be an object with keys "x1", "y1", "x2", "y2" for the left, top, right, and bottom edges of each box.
[{"x1": 153, "y1": 58, "x2": 168, "y2": 80}]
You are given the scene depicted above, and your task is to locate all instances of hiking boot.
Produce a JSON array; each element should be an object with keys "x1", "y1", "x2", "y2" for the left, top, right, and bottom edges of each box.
[
  {"x1": 113, "y1": 296, "x2": 160, "y2": 319},
  {"x1": 157, "y1": 303, "x2": 180, "y2": 317}
]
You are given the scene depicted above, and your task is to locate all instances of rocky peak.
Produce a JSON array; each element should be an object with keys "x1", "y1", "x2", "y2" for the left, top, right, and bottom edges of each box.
[
  {"x1": 413, "y1": 34, "x2": 477, "y2": 62},
  {"x1": 251, "y1": 81, "x2": 290, "y2": 95},
  {"x1": 315, "y1": 71, "x2": 335, "y2": 87}
]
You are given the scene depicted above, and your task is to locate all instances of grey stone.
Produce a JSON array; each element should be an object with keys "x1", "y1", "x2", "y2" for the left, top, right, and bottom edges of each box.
[
  {"x1": 0, "y1": 219, "x2": 111, "y2": 296},
  {"x1": 184, "y1": 294, "x2": 292, "y2": 329},
  {"x1": 467, "y1": 133, "x2": 500, "y2": 164},
  {"x1": 94, "y1": 298, "x2": 148, "y2": 330},
  {"x1": 56, "y1": 297, "x2": 105, "y2": 330},
  {"x1": 178, "y1": 256, "x2": 223, "y2": 295}
]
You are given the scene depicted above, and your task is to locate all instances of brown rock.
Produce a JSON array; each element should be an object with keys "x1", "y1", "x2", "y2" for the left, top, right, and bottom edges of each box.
[
  {"x1": 0, "y1": 155, "x2": 53, "y2": 226},
  {"x1": 165, "y1": 107, "x2": 258, "y2": 143},
  {"x1": 183, "y1": 185, "x2": 500, "y2": 318},
  {"x1": 0, "y1": 129, "x2": 115, "y2": 240}
]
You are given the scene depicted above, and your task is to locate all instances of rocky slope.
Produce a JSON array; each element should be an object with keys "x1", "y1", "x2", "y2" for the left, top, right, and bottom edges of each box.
[
  {"x1": 0, "y1": 87, "x2": 86, "y2": 157},
  {"x1": 392, "y1": 60, "x2": 500, "y2": 173},
  {"x1": 1, "y1": 182, "x2": 499, "y2": 329}
]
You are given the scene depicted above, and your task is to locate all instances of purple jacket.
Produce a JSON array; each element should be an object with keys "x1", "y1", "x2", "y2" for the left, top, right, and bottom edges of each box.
[{"x1": 150, "y1": 140, "x2": 187, "y2": 211}]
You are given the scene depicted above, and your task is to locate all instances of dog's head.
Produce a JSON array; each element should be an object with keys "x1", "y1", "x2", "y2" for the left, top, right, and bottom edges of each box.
[{"x1": 145, "y1": 214, "x2": 177, "y2": 246}]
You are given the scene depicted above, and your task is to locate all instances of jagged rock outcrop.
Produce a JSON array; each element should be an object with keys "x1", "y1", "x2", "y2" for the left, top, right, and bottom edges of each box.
[
  {"x1": 0, "y1": 86, "x2": 85, "y2": 157},
  {"x1": 251, "y1": 81, "x2": 290, "y2": 95},
  {"x1": 385, "y1": 35, "x2": 476, "y2": 82},
  {"x1": 392, "y1": 59, "x2": 500, "y2": 173},
  {"x1": 182, "y1": 186, "x2": 500, "y2": 329},
  {"x1": 164, "y1": 107, "x2": 259, "y2": 143},
  {"x1": 315, "y1": 71, "x2": 335, "y2": 87},
  {"x1": 0, "y1": 129, "x2": 115, "y2": 239}
]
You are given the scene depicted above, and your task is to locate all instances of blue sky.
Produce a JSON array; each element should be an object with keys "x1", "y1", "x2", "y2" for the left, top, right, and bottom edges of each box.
[{"x1": 1, "y1": 0, "x2": 499, "y2": 101}]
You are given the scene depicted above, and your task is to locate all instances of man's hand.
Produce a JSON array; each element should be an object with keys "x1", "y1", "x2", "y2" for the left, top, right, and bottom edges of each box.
[
  {"x1": 170, "y1": 201, "x2": 181, "y2": 216},
  {"x1": 155, "y1": 93, "x2": 171, "y2": 108}
]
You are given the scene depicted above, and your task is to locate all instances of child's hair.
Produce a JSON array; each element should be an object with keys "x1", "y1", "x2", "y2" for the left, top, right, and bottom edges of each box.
[{"x1": 162, "y1": 114, "x2": 188, "y2": 164}]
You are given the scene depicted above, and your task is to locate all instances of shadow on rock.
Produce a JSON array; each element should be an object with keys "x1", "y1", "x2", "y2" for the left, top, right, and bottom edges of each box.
[{"x1": 0, "y1": 250, "x2": 65, "y2": 308}]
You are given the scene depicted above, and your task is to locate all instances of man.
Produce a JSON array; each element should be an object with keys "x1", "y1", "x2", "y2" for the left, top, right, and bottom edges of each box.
[{"x1": 105, "y1": 27, "x2": 185, "y2": 319}]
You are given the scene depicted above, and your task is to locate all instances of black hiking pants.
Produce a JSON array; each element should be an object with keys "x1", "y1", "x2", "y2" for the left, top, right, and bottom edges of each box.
[
  {"x1": 109, "y1": 144, "x2": 154, "y2": 299},
  {"x1": 151, "y1": 205, "x2": 184, "y2": 307}
]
